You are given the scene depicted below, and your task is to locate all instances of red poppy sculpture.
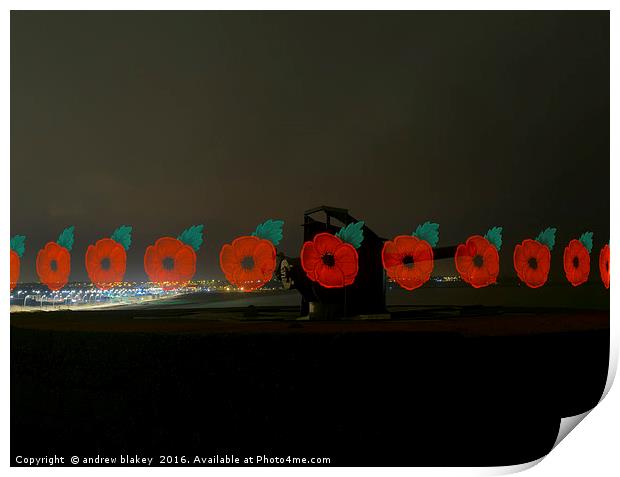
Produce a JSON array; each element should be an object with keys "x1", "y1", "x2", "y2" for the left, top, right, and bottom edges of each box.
[
  {"x1": 86, "y1": 226, "x2": 132, "y2": 290},
  {"x1": 599, "y1": 244, "x2": 610, "y2": 289},
  {"x1": 36, "y1": 226, "x2": 74, "y2": 291},
  {"x1": 382, "y1": 221, "x2": 438, "y2": 291},
  {"x1": 455, "y1": 227, "x2": 502, "y2": 288},
  {"x1": 144, "y1": 225, "x2": 204, "y2": 290},
  {"x1": 10, "y1": 235, "x2": 26, "y2": 291},
  {"x1": 301, "y1": 221, "x2": 364, "y2": 289},
  {"x1": 513, "y1": 227, "x2": 556, "y2": 289},
  {"x1": 220, "y1": 219, "x2": 283, "y2": 292},
  {"x1": 563, "y1": 232, "x2": 593, "y2": 287}
]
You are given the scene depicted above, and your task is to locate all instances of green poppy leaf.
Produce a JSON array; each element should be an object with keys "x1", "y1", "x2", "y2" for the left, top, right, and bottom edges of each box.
[
  {"x1": 535, "y1": 227, "x2": 557, "y2": 251},
  {"x1": 178, "y1": 225, "x2": 204, "y2": 251},
  {"x1": 484, "y1": 226, "x2": 503, "y2": 251},
  {"x1": 579, "y1": 231, "x2": 593, "y2": 254},
  {"x1": 412, "y1": 221, "x2": 440, "y2": 248},
  {"x1": 252, "y1": 219, "x2": 284, "y2": 246},
  {"x1": 111, "y1": 225, "x2": 133, "y2": 251},
  {"x1": 10, "y1": 235, "x2": 26, "y2": 258},
  {"x1": 336, "y1": 221, "x2": 365, "y2": 249},
  {"x1": 57, "y1": 226, "x2": 75, "y2": 252}
]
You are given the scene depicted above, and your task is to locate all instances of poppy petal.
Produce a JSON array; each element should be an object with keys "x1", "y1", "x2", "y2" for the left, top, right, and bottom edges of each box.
[
  {"x1": 536, "y1": 245, "x2": 551, "y2": 270},
  {"x1": 412, "y1": 239, "x2": 432, "y2": 261},
  {"x1": 513, "y1": 244, "x2": 527, "y2": 281},
  {"x1": 522, "y1": 239, "x2": 536, "y2": 257},
  {"x1": 381, "y1": 240, "x2": 402, "y2": 269},
  {"x1": 96, "y1": 238, "x2": 116, "y2": 259},
  {"x1": 412, "y1": 241, "x2": 434, "y2": 276},
  {"x1": 599, "y1": 245, "x2": 610, "y2": 289},
  {"x1": 470, "y1": 265, "x2": 492, "y2": 288},
  {"x1": 304, "y1": 261, "x2": 320, "y2": 282},
  {"x1": 36, "y1": 247, "x2": 51, "y2": 277},
  {"x1": 55, "y1": 247, "x2": 71, "y2": 277},
  {"x1": 482, "y1": 246, "x2": 499, "y2": 279},
  {"x1": 523, "y1": 265, "x2": 544, "y2": 288},
  {"x1": 314, "y1": 233, "x2": 340, "y2": 255},
  {"x1": 220, "y1": 243, "x2": 242, "y2": 280},
  {"x1": 253, "y1": 240, "x2": 276, "y2": 275},
  {"x1": 394, "y1": 235, "x2": 419, "y2": 255},
  {"x1": 514, "y1": 243, "x2": 528, "y2": 268},
  {"x1": 316, "y1": 263, "x2": 345, "y2": 288},
  {"x1": 45, "y1": 242, "x2": 62, "y2": 261},
  {"x1": 577, "y1": 255, "x2": 591, "y2": 283},
  {"x1": 10, "y1": 250, "x2": 20, "y2": 290},
  {"x1": 159, "y1": 267, "x2": 181, "y2": 284},
  {"x1": 301, "y1": 242, "x2": 321, "y2": 274},
  {"x1": 85, "y1": 244, "x2": 99, "y2": 277},
  {"x1": 109, "y1": 244, "x2": 127, "y2": 275},
  {"x1": 231, "y1": 236, "x2": 260, "y2": 260},
  {"x1": 468, "y1": 236, "x2": 489, "y2": 256},
  {"x1": 455, "y1": 244, "x2": 474, "y2": 279},
  {"x1": 155, "y1": 237, "x2": 183, "y2": 259},
  {"x1": 93, "y1": 266, "x2": 114, "y2": 286},
  {"x1": 334, "y1": 243, "x2": 358, "y2": 281},
  {"x1": 174, "y1": 245, "x2": 197, "y2": 281},
  {"x1": 233, "y1": 265, "x2": 264, "y2": 290},
  {"x1": 144, "y1": 245, "x2": 163, "y2": 281},
  {"x1": 394, "y1": 264, "x2": 426, "y2": 290}
]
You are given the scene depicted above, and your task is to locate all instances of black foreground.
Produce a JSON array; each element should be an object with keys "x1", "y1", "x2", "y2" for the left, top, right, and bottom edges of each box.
[{"x1": 11, "y1": 306, "x2": 609, "y2": 466}]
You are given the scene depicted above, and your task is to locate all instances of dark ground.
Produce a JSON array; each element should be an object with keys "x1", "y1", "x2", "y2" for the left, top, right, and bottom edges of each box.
[{"x1": 10, "y1": 298, "x2": 609, "y2": 467}]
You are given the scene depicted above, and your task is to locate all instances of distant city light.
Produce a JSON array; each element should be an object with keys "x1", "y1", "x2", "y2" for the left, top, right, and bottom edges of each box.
[{"x1": 9, "y1": 278, "x2": 286, "y2": 312}]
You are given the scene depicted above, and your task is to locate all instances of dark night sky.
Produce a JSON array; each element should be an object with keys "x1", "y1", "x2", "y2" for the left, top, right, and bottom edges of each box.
[{"x1": 11, "y1": 11, "x2": 609, "y2": 282}]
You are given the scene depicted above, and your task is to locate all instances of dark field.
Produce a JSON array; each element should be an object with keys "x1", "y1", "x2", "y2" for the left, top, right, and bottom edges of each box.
[{"x1": 11, "y1": 287, "x2": 610, "y2": 466}]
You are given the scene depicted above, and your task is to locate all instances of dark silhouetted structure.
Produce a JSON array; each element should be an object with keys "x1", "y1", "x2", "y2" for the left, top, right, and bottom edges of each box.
[{"x1": 276, "y1": 206, "x2": 456, "y2": 319}]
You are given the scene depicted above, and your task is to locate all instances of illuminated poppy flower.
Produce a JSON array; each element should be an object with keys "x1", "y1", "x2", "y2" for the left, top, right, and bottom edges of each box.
[
  {"x1": 86, "y1": 226, "x2": 132, "y2": 290},
  {"x1": 220, "y1": 219, "x2": 283, "y2": 292},
  {"x1": 10, "y1": 250, "x2": 20, "y2": 291},
  {"x1": 455, "y1": 227, "x2": 502, "y2": 288},
  {"x1": 144, "y1": 225, "x2": 204, "y2": 290},
  {"x1": 513, "y1": 227, "x2": 556, "y2": 289},
  {"x1": 301, "y1": 221, "x2": 364, "y2": 289},
  {"x1": 36, "y1": 226, "x2": 74, "y2": 291},
  {"x1": 563, "y1": 232, "x2": 593, "y2": 287},
  {"x1": 220, "y1": 237, "x2": 277, "y2": 291},
  {"x1": 599, "y1": 244, "x2": 609, "y2": 289},
  {"x1": 382, "y1": 221, "x2": 439, "y2": 291},
  {"x1": 10, "y1": 235, "x2": 26, "y2": 291}
]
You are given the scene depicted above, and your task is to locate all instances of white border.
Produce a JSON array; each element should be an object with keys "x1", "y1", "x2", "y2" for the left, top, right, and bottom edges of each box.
[{"x1": 3, "y1": 2, "x2": 617, "y2": 476}]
